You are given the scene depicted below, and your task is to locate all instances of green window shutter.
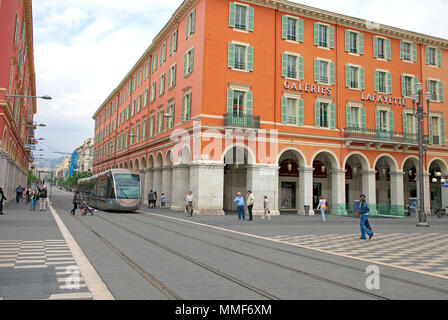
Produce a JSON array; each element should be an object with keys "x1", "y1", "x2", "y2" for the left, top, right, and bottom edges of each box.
[
  {"x1": 298, "y1": 56, "x2": 304, "y2": 80},
  {"x1": 330, "y1": 62, "x2": 335, "y2": 85},
  {"x1": 358, "y1": 33, "x2": 364, "y2": 55},
  {"x1": 401, "y1": 75, "x2": 405, "y2": 97},
  {"x1": 345, "y1": 65, "x2": 351, "y2": 88},
  {"x1": 441, "y1": 117, "x2": 445, "y2": 145},
  {"x1": 281, "y1": 16, "x2": 287, "y2": 39},
  {"x1": 173, "y1": 65, "x2": 176, "y2": 86},
  {"x1": 314, "y1": 59, "x2": 319, "y2": 82},
  {"x1": 247, "y1": 46, "x2": 253, "y2": 71},
  {"x1": 184, "y1": 52, "x2": 187, "y2": 76},
  {"x1": 246, "y1": 92, "x2": 253, "y2": 115},
  {"x1": 227, "y1": 89, "x2": 234, "y2": 114},
  {"x1": 399, "y1": 41, "x2": 404, "y2": 60},
  {"x1": 298, "y1": 99, "x2": 304, "y2": 126},
  {"x1": 389, "y1": 111, "x2": 394, "y2": 138},
  {"x1": 425, "y1": 46, "x2": 430, "y2": 64},
  {"x1": 314, "y1": 101, "x2": 320, "y2": 127},
  {"x1": 360, "y1": 67, "x2": 365, "y2": 90},
  {"x1": 373, "y1": 37, "x2": 378, "y2": 58},
  {"x1": 298, "y1": 19, "x2": 304, "y2": 43},
  {"x1": 402, "y1": 112, "x2": 407, "y2": 136},
  {"x1": 346, "y1": 105, "x2": 352, "y2": 129},
  {"x1": 173, "y1": 31, "x2": 177, "y2": 53},
  {"x1": 387, "y1": 72, "x2": 392, "y2": 94},
  {"x1": 187, "y1": 94, "x2": 191, "y2": 118},
  {"x1": 229, "y1": 3, "x2": 236, "y2": 28},
  {"x1": 439, "y1": 81, "x2": 444, "y2": 102},
  {"x1": 413, "y1": 76, "x2": 418, "y2": 94},
  {"x1": 248, "y1": 7, "x2": 254, "y2": 31},
  {"x1": 437, "y1": 49, "x2": 442, "y2": 67},
  {"x1": 345, "y1": 30, "x2": 350, "y2": 52},
  {"x1": 313, "y1": 23, "x2": 319, "y2": 46},
  {"x1": 189, "y1": 48, "x2": 194, "y2": 73},
  {"x1": 375, "y1": 110, "x2": 380, "y2": 131},
  {"x1": 330, "y1": 104, "x2": 336, "y2": 129},
  {"x1": 281, "y1": 97, "x2": 287, "y2": 123},
  {"x1": 281, "y1": 53, "x2": 287, "y2": 77},
  {"x1": 374, "y1": 70, "x2": 379, "y2": 92},
  {"x1": 191, "y1": 8, "x2": 196, "y2": 34},
  {"x1": 428, "y1": 116, "x2": 433, "y2": 144},
  {"x1": 156, "y1": 114, "x2": 160, "y2": 134},
  {"x1": 412, "y1": 44, "x2": 417, "y2": 62},
  {"x1": 427, "y1": 79, "x2": 431, "y2": 95},
  {"x1": 185, "y1": 14, "x2": 189, "y2": 39},
  {"x1": 386, "y1": 39, "x2": 391, "y2": 60},
  {"x1": 361, "y1": 107, "x2": 366, "y2": 131},
  {"x1": 228, "y1": 43, "x2": 235, "y2": 68},
  {"x1": 329, "y1": 26, "x2": 334, "y2": 49}
]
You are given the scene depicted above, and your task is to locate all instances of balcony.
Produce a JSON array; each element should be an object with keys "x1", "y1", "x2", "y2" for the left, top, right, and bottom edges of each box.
[
  {"x1": 224, "y1": 113, "x2": 260, "y2": 129},
  {"x1": 344, "y1": 127, "x2": 429, "y2": 149}
]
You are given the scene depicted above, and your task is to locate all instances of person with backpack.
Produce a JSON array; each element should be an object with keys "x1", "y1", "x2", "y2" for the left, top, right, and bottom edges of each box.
[
  {"x1": 38, "y1": 185, "x2": 48, "y2": 211},
  {"x1": 358, "y1": 194, "x2": 374, "y2": 240}
]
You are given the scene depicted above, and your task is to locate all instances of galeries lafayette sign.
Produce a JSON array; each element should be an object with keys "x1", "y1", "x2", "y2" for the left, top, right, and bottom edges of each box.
[
  {"x1": 361, "y1": 92, "x2": 407, "y2": 106},
  {"x1": 284, "y1": 81, "x2": 332, "y2": 96}
]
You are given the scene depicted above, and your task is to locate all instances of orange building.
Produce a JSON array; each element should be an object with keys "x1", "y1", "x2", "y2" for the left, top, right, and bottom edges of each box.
[{"x1": 93, "y1": 0, "x2": 447, "y2": 217}]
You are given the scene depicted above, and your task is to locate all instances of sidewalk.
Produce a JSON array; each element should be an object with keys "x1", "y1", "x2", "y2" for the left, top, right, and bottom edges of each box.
[{"x1": 0, "y1": 199, "x2": 92, "y2": 300}]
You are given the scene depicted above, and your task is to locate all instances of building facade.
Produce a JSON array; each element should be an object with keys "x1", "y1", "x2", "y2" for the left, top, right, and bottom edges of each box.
[
  {"x1": 92, "y1": 0, "x2": 448, "y2": 216},
  {"x1": 77, "y1": 138, "x2": 93, "y2": 173},
  {"x1": 0, "y1": 0, "x2": 37, "y2": 199}
]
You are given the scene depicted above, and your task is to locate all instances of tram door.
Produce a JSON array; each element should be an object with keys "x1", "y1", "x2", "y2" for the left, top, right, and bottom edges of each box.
[{"x1": 313, "y1": 183, "x2": 321, "y2": 209}]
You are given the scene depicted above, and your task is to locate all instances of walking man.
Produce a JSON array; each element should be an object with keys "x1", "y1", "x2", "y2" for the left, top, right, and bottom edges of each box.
[
  {"x1": 185, "y1": 191, "x2": 194, "y2": 216},
  {"x1": 16, "y1": 185, "x2": 23, "y2": 203},
  {"x1": 147, "y1": 189, "x2": 154, "y2": 208},
  {"x1": 38, "y1": 185, "x2": 48, "y2": 211},
  {"x1": 233, "y1": 192, "x2": 245, "y2": 221},
  {"x1": 0, "y1": 186, "x2": 6, "y2": 215},
  {"x1": 247, "y1": 191, "x2": 254, "y2": 221},
  {"x1": 358, "y1": 194, "x2": 374, "y2": 240},
  {"x1": 71, "y1": 190, "x2": 79, "y2": 215}
]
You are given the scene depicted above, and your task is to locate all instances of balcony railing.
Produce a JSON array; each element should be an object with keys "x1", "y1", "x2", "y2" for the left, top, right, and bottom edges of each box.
[
  {"x1": 344, "y1": 127, "x2": 429, "y2": 144},
  {"x1": 224, "y1": 113, "x2": 260, "y2": 129}
]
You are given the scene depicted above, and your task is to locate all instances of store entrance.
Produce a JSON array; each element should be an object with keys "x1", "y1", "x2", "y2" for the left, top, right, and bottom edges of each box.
[{"x1": 313, "y1": 183, "x2": 322, "y2": 209}]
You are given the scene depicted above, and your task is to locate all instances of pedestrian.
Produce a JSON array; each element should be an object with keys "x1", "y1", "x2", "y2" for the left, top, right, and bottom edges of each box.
[
  {"x1": 71, "y1": 190, "x2": 79, "y2": 215},
  {"x1": 317, "y1": 195, "x2": 327, "y2": 223},
  {"x1": 247, "y1": 190, "x2": 254, "y2": 221},
  {"x1": 233, "y1": 192, "x2": 245, "y2": 221},
  {"x1": 25, "y1": 186, "x2": 31, "y2": 204},
  {"x1": 154, "y1": 191, "x2": 158, "y2": 208},
  {"x1": 185, "y1": 191, "x2": 194, "y2": 216},
  {"x1": 262, "y1": 195, "x2": 271, "y2": 220},
  {"x1": 30, "y1": 188, "x2": 38, "y2": 211},
  {"x1": 0, "y1": 186, "x2": 6, "y2": 215},
  {"x1": 38, "y1": 185, "x2": 48, "y2": 211},
  {"x1": 16, "y1": 185, "x2": 23, "y2": 203},
  {"x1": 161, "y1": 193, "x2": 166, "y2": 207},
  {"x1": 358, "y1": 194, "x2": 374, "y2": 240},
  {"x1": 147, "y1": 189, "x2": 154, "y2": 208}
]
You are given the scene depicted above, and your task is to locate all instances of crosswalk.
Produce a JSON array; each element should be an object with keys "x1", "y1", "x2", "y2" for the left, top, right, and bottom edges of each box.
[
  {"x1": 0, "y1": 239, "x2": 92, "y2": 299},
  {"x1": 266, "y1": 233, "x2": 448, "y2": 278}
]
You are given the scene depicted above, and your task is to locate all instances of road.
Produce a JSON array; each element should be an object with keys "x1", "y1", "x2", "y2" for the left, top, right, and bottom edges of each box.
[{"x1": 49, "y1": 188, "x2": 448, "y2": 300}]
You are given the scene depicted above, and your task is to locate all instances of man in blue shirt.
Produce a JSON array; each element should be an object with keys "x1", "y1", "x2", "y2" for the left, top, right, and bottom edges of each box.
[
  {"x1": 233, "y1": 192, "x2": 245, "y2": 220},
  {"x1": 359, "y1": 194, "x2": 374, "y2": 240}
]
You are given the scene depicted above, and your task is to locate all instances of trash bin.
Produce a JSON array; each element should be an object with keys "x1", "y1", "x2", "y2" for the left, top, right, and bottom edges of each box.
[{"x1": 304, "y1": 205, "x2": 310, "y2": 216}]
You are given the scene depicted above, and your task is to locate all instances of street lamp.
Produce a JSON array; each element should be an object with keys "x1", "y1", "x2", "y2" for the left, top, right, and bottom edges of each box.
[
  {"x1": 5, "y1": 94, "x2": 52, "y2": 100},
  {"x1": 18, "y1": 122, "x2": 47, "y2": 127},
  {"x1": 411, "y1": 83, "x2": 431, "y2": 227},
  {"x1": 163, "y1": 113, "x2": 200, "y2": 122}
]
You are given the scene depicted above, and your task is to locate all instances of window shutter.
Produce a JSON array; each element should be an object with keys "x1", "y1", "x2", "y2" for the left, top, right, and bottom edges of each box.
[
  {"x1": 298, "y1": 99, "x2": 304, "y2": 126},
  {"x1": 399, "y1": 41, "x2": 404, "y2": 60},
  {"x1": 330, "y1": 62, "x2": 335, "y2": 85},
  {"x1": 185, "y1": 14, "x2": 189, "y2": 39},
  {"x1": 428, "y1": 116, "x2": 433, "y2": 144},
  {"x1": 387, "y1": 72, "x2": 392, "y2": 94},
  {"x1": 247, "y1": 46, "x2": 254, "y2": 71},
  {"x1": 358, "y1": 33, "x2": 364, "y2": 55},
  {"x1": 346, "y1": 105, "x2": 351, "y2": 129},
  {"x1": 173, "y1": 65, "x2": 176, "y2": 86},
  {"x1": 330, "y1": 104, "x2": 336, "y2": 129},
  {"x1": 386, "y1": 39, "x2": 391, "y2": 60},
  {"x1": 246, "y1": 91, "x2": 253, "y2": 116},
  {"x1": 227, "y1": 89, "x2": 233, "y2": 114},
  {"x1": 439, "y1": 81, "x2": 444, "y2": 102},
  {"x1": 345, "y1": 65, "x2": 351, "y2": 88},
  {"x1": 282, "y1": 53, "x2": 287, "y2": 77},
  {"x1": 298, "y1": 18, "x2": 303, "y2": 43},
  {"x1": 402, "y1": 112, "x2": 407, "y2": 137},
  {"x1": 182, "y1": 95, "x2": 185, "y2": 120},
  {"x1": 360, "y1": 67, "x2": 365, "y2": 90},
  {"x1": 313, "y1": 23, "x2": 319, "y2": 46},
  {"x1": 441, "y1": 117, "x2": 445, "y2": 146},
  {"x1": 281, "y1": 97, "x2": 287, "y2": 123},
  {"x1": 427, "y1": 79, "x2": 431, "y2": 96},
  {"x1": 373, "y1": 37, "x2": 378, "y2": 58},
  {"x1": 314, "y1": 101, "x2": 320, "y2": 127},
  {"x1": 187, "y1": 94, "x2": 191, "y2": 118},
  {"x1": 388, "y1": 111, "x2": 394, "y2": 138},
  {"x1": 191, "y1": 9, "x2": 196, "y2": 34},
  {"x1": 298, "y1": 56, "x2": 304, "y2": 80},
  {"x1": 189, "y1": 48, "x2": 194, "y2": 73},
  {"x1": 361, "y1": 107, "x2": 366, "y2": 131},
  {"x1": 329, "y1": 26, "x2": 334, "y2": 49},
  {"x1": 375, "y1": 110, "x2": 380, "y2": 131},
  {"x1": 345, "y1": 30, "x2": 350, "y2": 52},
  {"x1": 374, "y1": 70, "x2": 379, "y2": 92},
  {"x1": 437, "y1": 49, "x2": 442, "y2": 67},
  {"x1": 228, "y1": 43, "x2": 235, "y2": 69},
  {"x1": 248, "y1": 7, "x2": 254, "y2": 31},
  {"x1": 314, "y1": 59, "x2": 319, "y2": 82},
  {"x1": 173, "y1": 31, "x2": 177, "y2": 53},
  {"x1": 184, "y1": 52, "x2": 187, "y2": 76},
  {"x1": 401, "y1": 75, "x2": 405, "y2": 97},
  {"x1": 281, "y1": 16, "x2": 287, "y2": 39},
  {"x1": 229, "y1": 3, "x2": 236, "y2": 28},
  {"x1": 411, "y1": 43, "x2": 417, "y2": 62},
  {"x1": 425, "y1": 46, "x2": 430, "y2": 65}
]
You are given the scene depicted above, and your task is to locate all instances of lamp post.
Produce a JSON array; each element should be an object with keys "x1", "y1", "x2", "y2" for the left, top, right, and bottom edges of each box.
[
  {"x1": 411, "y1": 83, "x2": 432, "y2": 227},
  {"x1": 163, "y1": 113, "x2": 201, "y2": 123},
  {"x1": 5, "y1": 94, "x2": 52, "y2": 100}
]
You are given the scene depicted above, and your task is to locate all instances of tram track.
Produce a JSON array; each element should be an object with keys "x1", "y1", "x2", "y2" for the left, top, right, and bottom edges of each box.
[
  {"x1": 106, "y1": 212, "x2": 390, "y2": 300},
  {"x1": 133, "y1": 211, "x2": 448, "y2": 297}
]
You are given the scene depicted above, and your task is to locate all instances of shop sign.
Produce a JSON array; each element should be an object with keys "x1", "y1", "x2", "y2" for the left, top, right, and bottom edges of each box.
[
  {"x1": 361, "y1": 92, "x2": 407, "y2": 106},
  {"x1": 284, "y1": 81, "x2": 332, "y2": 96}
]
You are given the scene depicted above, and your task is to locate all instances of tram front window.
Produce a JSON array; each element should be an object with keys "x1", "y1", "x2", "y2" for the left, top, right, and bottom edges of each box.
[{"x1": 114, "y1": 174, "x2": 140, "y2": 199}]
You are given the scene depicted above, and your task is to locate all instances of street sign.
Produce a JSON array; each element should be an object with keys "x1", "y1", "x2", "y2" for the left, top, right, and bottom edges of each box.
[{"x1": 442, "y1": 183, "x2": 448, "y2": 188}]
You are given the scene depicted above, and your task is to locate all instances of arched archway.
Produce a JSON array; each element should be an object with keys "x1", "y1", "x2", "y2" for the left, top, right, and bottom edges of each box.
[
  {"x1": 428, "y1": 158, "x2": 448, "y2": 211},
  {"x1": 344, "y1": 152, "x2": 370, "y2": 215}
]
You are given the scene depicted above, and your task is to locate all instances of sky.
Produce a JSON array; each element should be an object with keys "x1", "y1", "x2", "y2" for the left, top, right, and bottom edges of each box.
[{"x1": 32, "y1": 0, "x2": 448, "y2": 161}]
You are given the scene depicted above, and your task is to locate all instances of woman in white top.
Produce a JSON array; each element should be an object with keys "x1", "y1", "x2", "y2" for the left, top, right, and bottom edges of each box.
[{"x1": 317, "y1": 195, "x2": 327, "y2": 223}]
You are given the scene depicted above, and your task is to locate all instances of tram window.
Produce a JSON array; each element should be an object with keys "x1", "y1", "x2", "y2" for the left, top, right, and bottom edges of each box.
[
  {"x1": 106, "y1": 176, "x2": 115, "y2": 198},
  {"x1": 114, "y1": 173, "x2": 140, "y2": 199}
]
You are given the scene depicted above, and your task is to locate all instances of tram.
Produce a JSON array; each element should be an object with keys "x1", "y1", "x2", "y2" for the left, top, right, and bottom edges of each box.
[{"x1": 77, "y1": 169, "x2": 141, "y2": 212}]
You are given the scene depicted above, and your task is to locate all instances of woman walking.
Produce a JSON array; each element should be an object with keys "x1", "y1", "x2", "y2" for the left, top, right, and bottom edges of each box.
[
  {"x1": 262, "y1": 195, "x2": 271, "y2": 220},
  {"x1": 71, "y1": 190, "x2": 79, "y2": 215},
  {"x1": 30, "y1": 188, "x2": 38, "y2": 211},
  {"x1": 0, "y1": 186, "x2": 6, "y2": 215},
  {"x1": 317, "y1": 195, "x2": 327, "y2": 223}
]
